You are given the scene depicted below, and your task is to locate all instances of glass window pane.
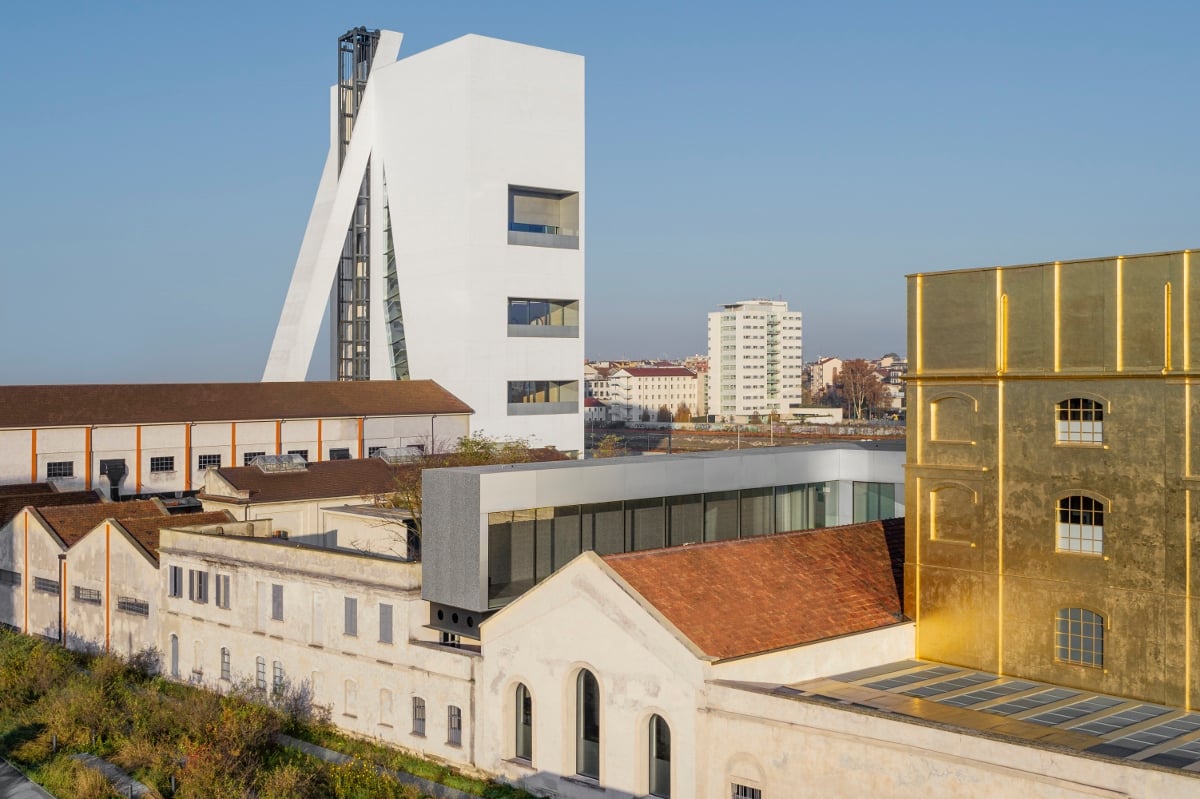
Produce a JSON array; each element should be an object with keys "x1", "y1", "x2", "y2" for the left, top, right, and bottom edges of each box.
[
  {"x1": 667, "y1": 494, "x2": 703, "y2": 546},
  {"x1": 739, "y1": 487, "x2": 774, "y2": 537},
  {"x1": 535, "y1": 508, "x2": 555, "y2": 581},
  {"x1": 586, "y1": 502, "x2": 625, "y2": 555},
  {"x1": 649, "y1": 714, "x2": 671, "y2": 797},
  {"x1": 516, "y1": 684, "x2": 533, "y2": 761},
  {"x1": 628, "y1": 497, "x2": 666, "y2": 551},
  {"x1": 551, "y1": 505, "x2": 582, "y2": 569},
  {"x1": 488, "y1": 510, "x2": 536, "y2": 607},
  {"x1": 704, "y1": 491, "x2": 739, "y2": 541},
  {"x1": 577, "y1": 671, "x2": 600, "y2": 778}
]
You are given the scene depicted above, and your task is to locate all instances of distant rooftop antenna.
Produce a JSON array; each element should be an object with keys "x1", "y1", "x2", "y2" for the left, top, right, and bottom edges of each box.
[
  {"x1": 374, "y1": 446, "x2": 424, "y2": 465},
  {"x1": 251, "y1": 453, "x2": 308, "y2": 473}
]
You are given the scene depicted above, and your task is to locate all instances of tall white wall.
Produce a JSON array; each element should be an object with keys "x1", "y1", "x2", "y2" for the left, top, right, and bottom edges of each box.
[{"x1": 370, "y1": 35, "x2": 585, "y2": 453}]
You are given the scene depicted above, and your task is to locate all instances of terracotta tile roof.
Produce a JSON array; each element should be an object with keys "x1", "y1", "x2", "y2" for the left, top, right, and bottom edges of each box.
[
  {"x1": 604, "y1": 518, "x2": 906, "y2": 660},
  {"x1": 0, "y1": 380, "x2": 471, "y2": 428},
  {"x1": 204, "y1": 450, "x2": 569, "y2": 505},
  {"x1": 36, "y1": 500, "x2": 166, "y2": 548},
  {"x1": 118, "y1": 510, "x2": 236, "y2": 558},
  {"x1": 0, "y1": 491, "x2": 102, "y2": 528},
  {"x1": 618, "y1": 367, "x2": 696, "y2": 378},
  {"x1": 201, "y1": 458, "x2": 405, "y2": 504},
  {"x1": 0, "y1": 483, "x2": 54, "y2": 497}
]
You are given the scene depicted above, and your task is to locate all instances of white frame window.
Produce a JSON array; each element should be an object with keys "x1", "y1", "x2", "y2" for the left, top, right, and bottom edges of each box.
[
  {"x1": 197, "y1": 454, "x2": 221, "y2": 470},
  {"x1": 1055, "y1": 607, "x2": 1104, "y2": 667},
  {"x1": 46, "y1": 461, "x2": 73, "y2": 479},
  {"x1": 1056, "y1": 495, "x2": 1104, "y2": 555},
  {"x1": 1056, "y1": 398, "x2": 1104, "y2": 444}
]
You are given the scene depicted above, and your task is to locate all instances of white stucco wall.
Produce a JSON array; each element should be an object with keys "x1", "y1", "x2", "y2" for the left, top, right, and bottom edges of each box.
[{"x1": 63, "y1": 522, "x2": 158, "y2": 656}]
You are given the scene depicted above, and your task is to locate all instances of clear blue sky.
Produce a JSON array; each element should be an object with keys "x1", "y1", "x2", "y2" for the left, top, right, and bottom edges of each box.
[{"x1": 3, "y1": 1, "x2": 1199, "y2": 382}]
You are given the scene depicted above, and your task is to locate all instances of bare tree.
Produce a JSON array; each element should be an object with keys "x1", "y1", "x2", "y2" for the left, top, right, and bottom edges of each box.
[
  {"x1": 837, "y1": 358, "x2": 887, "y2": 420},
  {"x1": 375, "y1": 433, "x2": 551, "y2": 537}
]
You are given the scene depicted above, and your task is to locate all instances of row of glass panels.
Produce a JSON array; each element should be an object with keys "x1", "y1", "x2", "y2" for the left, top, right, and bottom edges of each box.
[{"x1": 486, "y1": 481, "x2": 898, "y2": 608}]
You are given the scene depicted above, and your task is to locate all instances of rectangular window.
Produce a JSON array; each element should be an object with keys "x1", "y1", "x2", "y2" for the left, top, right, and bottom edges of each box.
[
  {"x1": 447, "y1": 705, "x2": 462, "y2": 746},
  {"x1": 0, "y1": 568, "x2": 20, "y2": 587},
  {"x1": 368, "y1": 446, "x2": 384, "y2": 457},
  {"x1": 288, "y1": 449, "x2": 309, "y2": 462},
  {"x1": 33, "y1": 577, "x2": 59, "y2": 595},
  {"x1": 272, "y1": 661, "x2": 285, "y2": 695},
  {"x1": 256, "y1": 657, "x2": 266, "y2": 691},
  {"x1": 46, "y1": 461, "x2": 73, "y2": 479},
  {"x1": 197, "y1": 454, "x2": 221, "y2": 470},
  {"x1": 149, "y1": 456, "x2": 174, "y2": 473},
  {"x1": 73, "y1": 586, "x2": 101, "y2": 605},
  {"x1": 243, "y1": 451, "x2": 266, "y2": 466},
  {"x1": 271, "y1": 584, "x2": 284, "y2": 621},
  {"x1": 117, "y1": 596, "x2": 149, "y2": 616},
  {"x1": 507, "y1": 380, "x2": 580, "y2": 415},
  {"x1": 853, "y1": 482, "x2": 896, "y2": 523},
  {"x1": 329, "y1": 448, "x2": 351, "y2": 460},
  {"x1": 215, "y1": 574, "x2": 231, "y2": 609},
  {"x1": 379, "y1": 603, "x2": 393, "y2": 644},
  {"x1": 168, "y1": 566, "x2": 183, "y2": 598},
  {"x1": 704, "y1": 490, "x2": 740, "y2": 541},
  {"x1": 188, "y1": 570, "x2": 209, "y2": 604},
  {"x1": 220, "y1": 648, "x2": 231, "y2": 681},
  {"x1": 507, "y1": 298, "x2": 580, "y2": 337},
  {"x1": 732, "y1": 786, "x2": 762, "y2": 799},
  {"x1": 412, "y1": 697, "x2": 426, "y2": 736},
  {"x1": 508, "y1": 186, "x2": 580, "y2": 249},
  {"x1": 344, "y1": 597, "x2": 358, "y2": 637}
]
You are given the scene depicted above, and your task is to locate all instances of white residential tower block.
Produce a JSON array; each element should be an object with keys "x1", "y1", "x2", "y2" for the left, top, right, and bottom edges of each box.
[
  {"x1": 707, "y1": 300, "x2": 803, "y2": 421},
  {"x1": 264, "y1": 29, "x2": 585, "y2": 454}
]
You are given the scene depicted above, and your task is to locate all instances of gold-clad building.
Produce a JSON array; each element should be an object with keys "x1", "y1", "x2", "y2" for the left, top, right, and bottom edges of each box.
[{"x1": 906, "y1": 248, "x2": 1200, "y2": 707}]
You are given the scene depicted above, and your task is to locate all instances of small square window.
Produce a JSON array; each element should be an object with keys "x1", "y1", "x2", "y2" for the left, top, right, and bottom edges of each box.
[
  {"x1": 198, "y1": 454, "x2": 221, "y2": 470},
  {"x1": 329, "y1": 448, "x2": 351, "y2": 461},
  {"x1": 149, "y1": 456, "x2": 174, "y2": 473}
]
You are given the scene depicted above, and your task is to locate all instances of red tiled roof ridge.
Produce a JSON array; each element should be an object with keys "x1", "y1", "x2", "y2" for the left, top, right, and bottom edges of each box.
[
  {"x1": 0, "y1": 380, "x2": 471, "y2": 428},
  {"x1": 37, "y1": 499, "x2": 168, "y2": 547},
  {"x1": 602, "y1": 518, "x2": 906, "y2": 660},
  {"x1": 117, "y1": 510, "x2": 237, "y2": 559}
]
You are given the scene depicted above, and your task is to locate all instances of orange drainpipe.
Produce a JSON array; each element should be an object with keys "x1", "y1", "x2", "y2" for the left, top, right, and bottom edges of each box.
[
  {"x1": 184, "y1": 424, "x2": 192, "y2": 491},
  {"x1": 30, "y1": 429, "x2": 37, "y2": 483},
  {"x1": 230, "y1": 422, "x2": 237, "y2": 469},
  {"x1": 357, "y1": 417, "x2": 364, "y2": 458},
  {"x1": 316, "y1": 419, "x2": 323, "y2": 462},
  {"x1": 104, "y1": 523, "x2": 111, "y2": 652},
  {"x1": 135, "y1": 425, "x2": 142, "y2": 494},
  {"x1": 84, "y1": 427, "x2": 92, "y2": 490},
  {"x1": 275, "y1": 421, "x2": 282, "y2": 455}
]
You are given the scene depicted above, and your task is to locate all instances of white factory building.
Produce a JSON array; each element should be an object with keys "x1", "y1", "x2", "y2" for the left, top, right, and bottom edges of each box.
[{"x1": 264, "y1": 29, "x2": 585, "y2": 455}]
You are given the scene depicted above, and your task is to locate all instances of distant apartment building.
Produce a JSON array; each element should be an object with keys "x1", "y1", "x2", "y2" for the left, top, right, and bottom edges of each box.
[
  {"x1": 707, "y1": 300, "x2": 803, "y2": 421},
  {"x1": 607, "y1": 366, "x2": 701, "y2": 422},
  {"x1": 263, "y1": 29, "x2": 585, "y2": 453},
  {"x1": 0, "y1": 381, "x2": 470, "y2": 497}
]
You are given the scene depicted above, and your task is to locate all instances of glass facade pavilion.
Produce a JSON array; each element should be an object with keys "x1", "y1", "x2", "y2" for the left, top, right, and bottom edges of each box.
[{"x1": 422, "y1": 442, "x2": 906, "y2": 632}]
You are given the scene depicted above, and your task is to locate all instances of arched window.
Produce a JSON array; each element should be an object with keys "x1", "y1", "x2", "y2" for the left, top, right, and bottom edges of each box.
[
  {"x1": 1056, "y1": 608, "x2": 1104, "y2": 667},
  {"x1": 1057, "y1": 495, "x2": 1104, "y2": 555},
  {"x1": 576, "y1": 670, "x2": 600, "y2": 779},
  {"x1": 515, "y1": 683, "x2": 533, "y2": 762},
  {"x1": 1056, "y1": 398, "x2": 1103, "y2": 443},
  {"x1": 169, "y1": 634, "x2": 179, "y2": 678},
  {"x1": 649, "y1": 714, "x2": 671, "y2": 798}
]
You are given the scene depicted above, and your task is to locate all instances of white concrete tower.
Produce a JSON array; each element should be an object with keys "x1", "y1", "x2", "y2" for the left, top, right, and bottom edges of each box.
[
  {"x1": 264, "y1": 29, "x2": 585, "y2": 454},
  {"x1": 706, "y1": 300, "x2": 803, "y2": 421}
]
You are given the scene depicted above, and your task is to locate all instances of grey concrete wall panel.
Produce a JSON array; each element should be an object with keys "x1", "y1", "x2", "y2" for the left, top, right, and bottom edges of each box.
[{"x1": 422, "y1": 470, "x2": 483, "y2": 611}]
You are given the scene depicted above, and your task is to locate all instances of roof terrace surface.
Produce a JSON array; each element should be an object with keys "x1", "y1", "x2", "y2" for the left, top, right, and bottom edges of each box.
[
  {"x1": 753, "y1": 659, "x2": 1200, "y2": 777},
  {"x1": 440, "y1": 440, "x2": 905, "y2": 476}
]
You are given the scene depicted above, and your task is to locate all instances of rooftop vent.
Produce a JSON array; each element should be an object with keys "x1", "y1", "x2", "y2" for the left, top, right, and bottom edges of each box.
[
  {"x1": 250, "y1": 454, "x2": 308, "y2": 473},
  {"x1": 374, "y1": 446, "x2": 424, "y2": 465}
]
